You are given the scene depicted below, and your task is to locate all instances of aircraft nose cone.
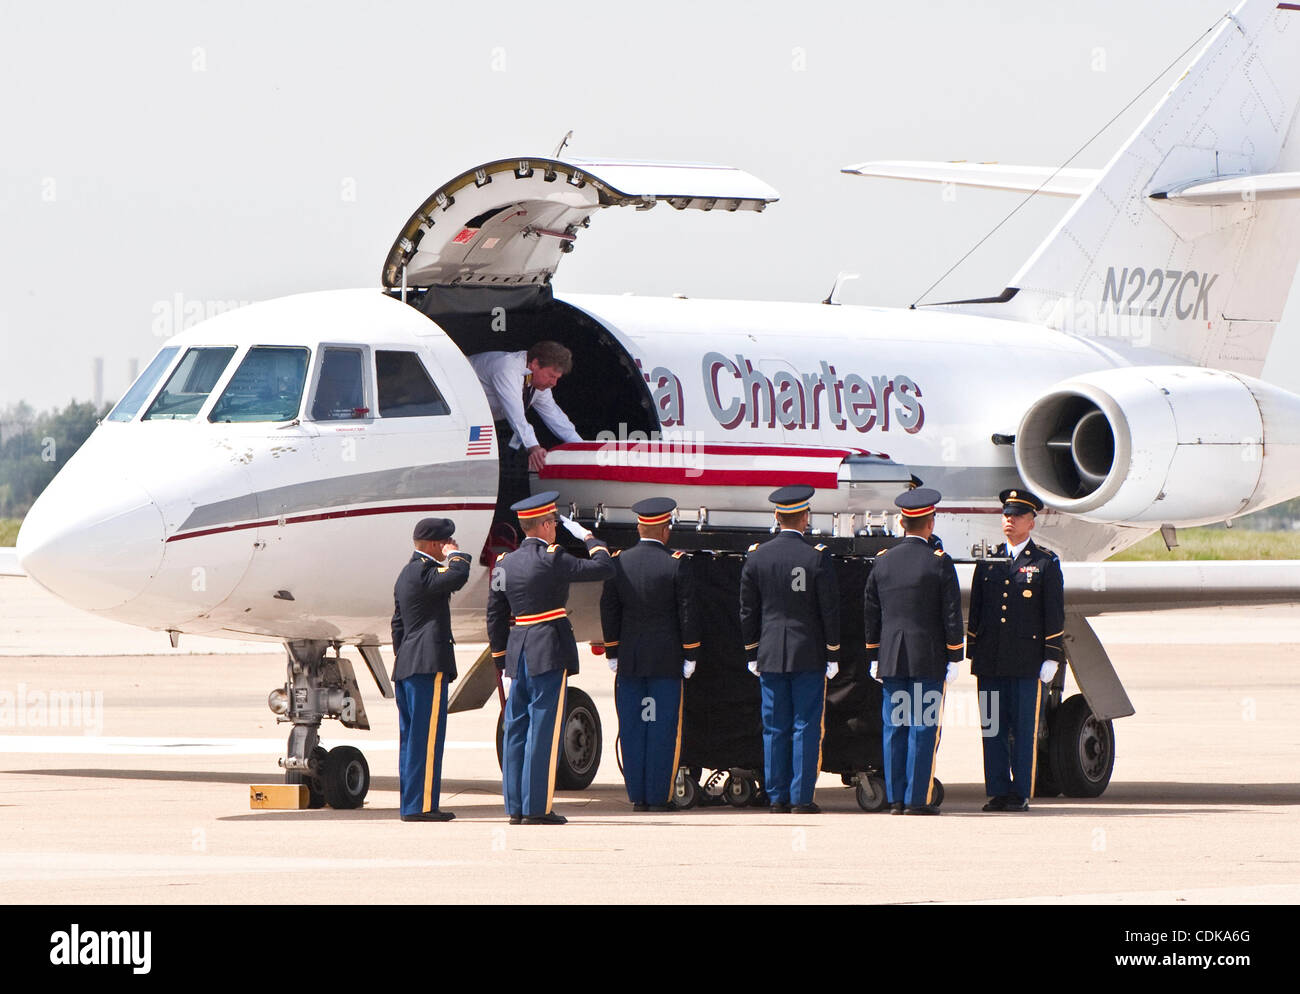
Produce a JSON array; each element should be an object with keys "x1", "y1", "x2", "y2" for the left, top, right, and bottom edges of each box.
[{"x1": 17, "y1": 475, "x2": 166, "y2": 611}]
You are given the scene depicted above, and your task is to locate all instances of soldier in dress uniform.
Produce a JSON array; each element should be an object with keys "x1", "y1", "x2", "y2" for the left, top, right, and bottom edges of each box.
[
  {"x1": 739, "y1": 485, "x2": 841, "y2": 814},
  {"x1": 599, "y1": 497, "x2": 701, "y2": 812},
  {"x1": 391, "y1": 517, "x2": 474, "y2": 822},
  {"x1": 486, "y1": 491, "x2": 614, "y2": 824},
  {"x1": 967, "y1": 488, "x2": 1065, "y2": 812},
  {"x1": 863, "y1": 489, "x2": 964, "y2": 815}
]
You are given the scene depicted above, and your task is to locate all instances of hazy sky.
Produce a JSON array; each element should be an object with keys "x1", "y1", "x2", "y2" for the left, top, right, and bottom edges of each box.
[{"x1": 3, "y1": 0, "x2": 1296, "y2": 411}]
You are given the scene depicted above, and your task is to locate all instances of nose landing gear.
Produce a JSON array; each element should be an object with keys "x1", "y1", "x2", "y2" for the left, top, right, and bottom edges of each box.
[{"x1": 272, "y1": 640, "x2": 376, "y2": 809}]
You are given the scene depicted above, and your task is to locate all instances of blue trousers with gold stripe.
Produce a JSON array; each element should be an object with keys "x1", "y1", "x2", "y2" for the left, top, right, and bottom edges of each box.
[
  {"x1": 978, "y1": 675, "x2": 1042, "y2": 800},
  {"x1": 759, "y1": 670, "x2": 826, "y2": 806},
  {"x1": 395, "y1": 673, "x2": 449, "y2": 816},
  {"x1": 881, "y1": 677, "x2": 945, "y2": 807},
  {"x1": 502, "y1": 658, "x2": 567, "y2": 818},
  {"x1": 615, "y1": 675, "x2": 683, "y2": 806}
]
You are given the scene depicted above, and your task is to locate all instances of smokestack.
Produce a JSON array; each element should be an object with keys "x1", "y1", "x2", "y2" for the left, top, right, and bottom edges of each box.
[{"x1": 93, "y1": 357, "x2": 104, "y2": 408}]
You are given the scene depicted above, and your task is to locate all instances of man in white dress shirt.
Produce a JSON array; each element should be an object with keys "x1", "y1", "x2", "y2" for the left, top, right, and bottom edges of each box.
[{"x1": 469, "y1": 340, "x2": 582, "y2": 474}]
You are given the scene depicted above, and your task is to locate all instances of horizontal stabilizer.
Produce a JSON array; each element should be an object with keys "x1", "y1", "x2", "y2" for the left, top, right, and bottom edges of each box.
[
  {"x1": 841, "y1": 160, "x2": 1100, "y2": 198},
  {"x1": 1153, "y1": 171, "x2": 1300, "y2": 205}
]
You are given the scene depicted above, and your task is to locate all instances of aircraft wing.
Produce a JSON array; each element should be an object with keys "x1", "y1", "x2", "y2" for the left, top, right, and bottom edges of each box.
[
  {"x1": 1005, "y1": 560, "x2": 1300, "y2": 614},
  {"x1": 841, "y1": 160, "x2": 1100, "y2": 198}
]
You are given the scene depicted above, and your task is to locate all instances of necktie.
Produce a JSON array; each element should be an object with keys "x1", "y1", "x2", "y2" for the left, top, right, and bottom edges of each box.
[{"x1": 522, "y1": 373, "x2": 535, "y2": 410}]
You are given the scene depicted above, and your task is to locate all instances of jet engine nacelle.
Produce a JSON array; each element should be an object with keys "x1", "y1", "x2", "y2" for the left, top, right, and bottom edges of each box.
[{"x1": 1014, "y1": 366, "x2": 1300, "y2": 526}]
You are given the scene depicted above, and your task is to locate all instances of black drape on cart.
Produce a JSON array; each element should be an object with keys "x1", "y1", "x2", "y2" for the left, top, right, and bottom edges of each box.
[{"x1": 675, "y1": 551, "x2": 890, "y2": 810}]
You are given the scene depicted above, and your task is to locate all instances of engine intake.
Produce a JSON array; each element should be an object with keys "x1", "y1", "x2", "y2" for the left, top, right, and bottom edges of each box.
[{"x1": 1014, "y1": 366, "x2": 1300, "y2": 525}]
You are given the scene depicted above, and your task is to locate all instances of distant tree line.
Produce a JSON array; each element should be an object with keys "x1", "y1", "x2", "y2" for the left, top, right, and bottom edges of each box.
[{"x1": 0, "y1": 400, "x2": 112, "y2": 517}]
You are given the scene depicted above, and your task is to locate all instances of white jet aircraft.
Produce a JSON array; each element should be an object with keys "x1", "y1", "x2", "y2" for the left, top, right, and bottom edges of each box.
[{"x1": 16, "y1": 0, "x2": 1300, "y2": 809}]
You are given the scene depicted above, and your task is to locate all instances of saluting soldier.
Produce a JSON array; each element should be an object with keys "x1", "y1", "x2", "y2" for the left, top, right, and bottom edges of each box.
[
  {"x1": 967, "y1": 488, "x2": 1065, "y2": 812},
  {"x1": 864, "y1": 489, "x2": 964, "y2": 815},
  {"x1": 391, "y1": 517, "x2": 474, "y2": 822},
  {"x1": 739, "y1": 485, "x2": 841, "y2": 814},
  {"x1": 486, "y1": 491, "x2": 614, "y2": 825},
  {"x1": 599, "y1": 497, "x2": 701, "y2": 812}
]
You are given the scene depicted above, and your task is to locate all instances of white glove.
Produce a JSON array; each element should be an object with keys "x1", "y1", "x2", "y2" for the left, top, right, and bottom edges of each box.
[
  {"x1": 946, "y1": 662, "x2": 959, "y2": 684},
  {"x1": 747, "y1": 660, "x2": 759, "y2": 677},
  {"x1": 559, "y1": 515, "x2": 592, "y2": 541},
  {"x1": 1039, "y1": 660, "x2": 1059, "y2": 683},
  {"x1": 683, "y1": 659, "x2": 696, "y2": 679},
  {"x1": 608, "y1": 657, "x2": 618, "y2": 674},
  {"x1": 502, "y1": 676, "x2": 512, "y2": 698},
  {"x1": 870, "y1": 661, "x2": 879, "y2": 681},
  {"x1": 826, "y1": 661, "x2": 839, "y2": 680}
]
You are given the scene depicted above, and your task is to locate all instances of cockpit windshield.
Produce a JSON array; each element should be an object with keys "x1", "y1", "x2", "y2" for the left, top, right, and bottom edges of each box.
[
  {"x1": 106, "y1": 346, "x2": 179, "y2": 422},
  {"x1": 142, "y1": 347, "x2": 237, "y2": 421},
  {"x1": 209, "y1": 347, "x2": 310, "y2": 423}
]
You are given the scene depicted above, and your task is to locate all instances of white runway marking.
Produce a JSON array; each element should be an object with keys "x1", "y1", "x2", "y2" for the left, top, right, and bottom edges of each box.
[
  {"x1": 0, "y1": 736, "x2": 491, "y2": 755},
  {"x1": 0, "y1": 852, "x2": 467, "y2": 882}
]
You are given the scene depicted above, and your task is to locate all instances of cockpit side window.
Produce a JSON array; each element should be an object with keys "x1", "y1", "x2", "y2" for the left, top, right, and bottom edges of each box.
[
  {"x1": 376, "y1": 350, "x2": 451, "y2": 418},
  {"x1": 310, "y1": 348, "x2": 369, "y2": 420},
  {"x1": 208, "y1": 347, "x2": 311, "y2": 423},
  {"x1": 142, "y1": 346, "x2": 237, "y2": 421},
  {"x1": 107, "y1": 346, "x2": 180, "y2": 422}
]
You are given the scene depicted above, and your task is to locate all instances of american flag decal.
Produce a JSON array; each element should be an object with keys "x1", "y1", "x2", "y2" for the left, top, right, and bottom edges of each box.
[{"x1": 466, "y1": 424, "x2": 494, "y2": 455}]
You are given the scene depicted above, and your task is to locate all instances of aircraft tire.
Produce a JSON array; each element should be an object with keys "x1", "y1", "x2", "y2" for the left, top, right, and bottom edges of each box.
[
  {"x1": 555, "y1": 688, "x2": 602, "y2": 791},
  {"x1": 321, "y1": 745, "x2": 370, "y2": 809},
  {"x1": 1050, "y1": 694, "x2": 1115, "y2": 797},
  {"x1": 1034, "y1": 741, "x2": 1062, "y2": 797},
  {"x1": 285, "y1": 745, "x2": 327, "y2": 809}
]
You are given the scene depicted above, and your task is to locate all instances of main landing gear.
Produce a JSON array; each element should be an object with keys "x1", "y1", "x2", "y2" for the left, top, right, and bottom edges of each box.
[
  {"x1": 1034, "y1": 686, "x2": 1116, "y2": 799},
  {"x1": 269, "y1": 640, "x2": 378, "y2": 809}
]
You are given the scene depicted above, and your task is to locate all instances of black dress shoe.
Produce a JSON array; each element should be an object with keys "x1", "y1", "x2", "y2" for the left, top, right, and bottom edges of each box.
[
  {"x1": 1005, "y1": 797, "x2": 1029, "y2": 811},
  {"x1": 982, "y1": 796, "x2": 1009, "y2": 812},
  {"x1": 401, "y1": 810, "x2": 455, "y2": 822},
  {"x1": 647, "y1": 803, "x2": 675, "y2": 812},
  {"x1": 522, "y1": 812, "x2": 568, "y2": 825},
  {"x1": 792, "y1": 802, "x2": 822, "y2": 814},
  {"x1": 632, "y1": 803, "x2": 650, "y2": 812},
  {"x1": 769, "y1": 802, "x2": 791, "y2": 814},
  {"x1": 508, "y1": 814, "x2": 522, "y2": 825},
  {"x1": 904, "y1": 805, "x2": 941, "y2": 815},
  {"x1": 890, "y1": 802, "x2": 905, "y2": 815}
]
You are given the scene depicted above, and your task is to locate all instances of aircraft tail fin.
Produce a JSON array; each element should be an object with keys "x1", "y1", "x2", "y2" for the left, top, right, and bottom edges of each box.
[{"x1": 928, "y1": 0, "x2": 1300, "y2": 377}]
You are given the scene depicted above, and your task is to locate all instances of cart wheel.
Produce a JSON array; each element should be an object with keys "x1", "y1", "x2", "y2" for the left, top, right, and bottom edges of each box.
[
  {"x1": 928, "y1": 777, "x2": 945, "y2": 808},
  {"x1": 494, "y1": 709, "x2": 504, "y2": 771},
  {"x1": 674, "y1": 768, "x2": 699, "y2": 809},
  {"x1": 840, "y1": 773, "x2": 855, "y2": 787},
  {"x1": 855, "y1": 774, "x2": 887, "y2": 812},
  {"x1": 724, "y1": 771, "x2": 754, "y2": 807}
]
